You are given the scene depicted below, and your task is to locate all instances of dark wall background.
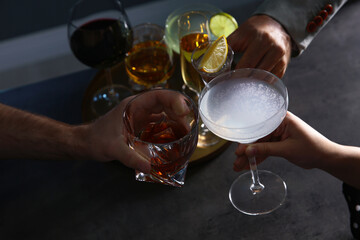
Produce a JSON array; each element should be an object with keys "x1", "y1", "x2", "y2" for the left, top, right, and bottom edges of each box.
[{"x1": 1, "y1": 0, "x2": 155, "y2": 41}]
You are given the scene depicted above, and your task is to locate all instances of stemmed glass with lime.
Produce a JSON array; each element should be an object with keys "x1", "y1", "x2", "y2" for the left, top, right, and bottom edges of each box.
[{"x1": 191, "y1": 35, "x2": 234, "y2": 84}]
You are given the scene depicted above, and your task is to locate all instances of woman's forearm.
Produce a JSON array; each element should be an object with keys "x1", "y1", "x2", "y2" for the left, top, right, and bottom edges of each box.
[{"x1": 322, "y1": 143, "x2": 360, "y2": 189}]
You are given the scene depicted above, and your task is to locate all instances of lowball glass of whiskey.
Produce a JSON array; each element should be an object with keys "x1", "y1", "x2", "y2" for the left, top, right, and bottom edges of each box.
[{"x1": 123, "y1": 89, "x2": 199, "y2": 187}]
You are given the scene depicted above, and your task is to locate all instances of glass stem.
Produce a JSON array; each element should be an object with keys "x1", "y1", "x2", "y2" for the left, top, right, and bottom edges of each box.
[
  {"x1": 199, "y1": 119, "x2": 208, "y2": 135},
  {"x1": 249, "y1": 155, "x2": 264, "y2": 194},
  {"x1": 195, "y1": 91, "x2": 207, "y2": 136},
  {"x1": 105, "y1": 68, "x2": 115, "y2": 94},
  {"x1": 104, "y1": 67, "x2": 121, "y2": 105}
]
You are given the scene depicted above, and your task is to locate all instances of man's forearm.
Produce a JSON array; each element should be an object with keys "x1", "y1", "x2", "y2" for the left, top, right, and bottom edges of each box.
[{"x1": 0, "y1": 103, "x2": 89, "y2": 160}]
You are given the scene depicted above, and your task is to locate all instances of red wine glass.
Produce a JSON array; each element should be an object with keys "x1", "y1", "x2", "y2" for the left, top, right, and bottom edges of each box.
[{"x1": 68, "y1": 0, "x2": 133, "y2": 116}]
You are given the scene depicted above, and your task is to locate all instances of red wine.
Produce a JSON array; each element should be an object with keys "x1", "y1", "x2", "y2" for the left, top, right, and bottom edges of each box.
[{"x1": 70, "y1": 18, "x2": 132, "y2": 69}]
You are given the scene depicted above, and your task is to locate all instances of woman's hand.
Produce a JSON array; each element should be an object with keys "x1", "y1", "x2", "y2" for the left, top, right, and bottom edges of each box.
[{"x1": 234, "y1": 112, "x2": 337, "y2": 171}]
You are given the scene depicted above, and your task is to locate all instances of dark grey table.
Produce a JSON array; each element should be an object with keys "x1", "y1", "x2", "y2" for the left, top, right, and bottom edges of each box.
[{"x1": 1, "y1": 1, "x2": 360, "y2": 239}]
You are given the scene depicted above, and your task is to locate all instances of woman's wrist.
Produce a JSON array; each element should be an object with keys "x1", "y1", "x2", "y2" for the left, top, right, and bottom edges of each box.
[{"x1": 320, "y1": 143, "x2": 360, "y2": 188}]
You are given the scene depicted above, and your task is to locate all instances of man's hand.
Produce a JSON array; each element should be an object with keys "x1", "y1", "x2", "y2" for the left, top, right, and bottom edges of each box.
[{"x1": 228, "y1": 15, "x2": 292, "y2": 78}]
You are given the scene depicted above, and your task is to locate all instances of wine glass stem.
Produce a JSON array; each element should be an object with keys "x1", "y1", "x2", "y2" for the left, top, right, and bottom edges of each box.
[
  {"x1": 249, "y1": 155, "x2": 264, "y2": 194},
  {"x1": 104, "y1": 67, "x2": 122, "y2": 106},
  {"x1": 105, "y1": 68, "x2": 114, "y2": 89}
]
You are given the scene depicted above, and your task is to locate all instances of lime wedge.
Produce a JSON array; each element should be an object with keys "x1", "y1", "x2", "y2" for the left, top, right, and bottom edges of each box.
[
  {"x1": 210, "y1": 12, "x2": 238, "y2": 38},
  {"x1": 198, "y1": 35, "x2": 228, "y2": 73}
]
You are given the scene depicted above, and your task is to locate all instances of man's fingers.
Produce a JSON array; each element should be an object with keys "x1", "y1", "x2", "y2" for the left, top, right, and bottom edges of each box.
[
  {"x1": 256, "y1": 48, "x2": 283, "y2": 72},
  {"x1": 271, "y1": 61, "x2": 287, "y2": 79},
  {"x1": 235, "y1": 40, "x2": 270, "y2": 69},
  {"x1": 117, "y1": 141, "x2": 151, "y2": 173},
  {"x1": 227, "y1": 29, "x2": 246, "y2": 52}
]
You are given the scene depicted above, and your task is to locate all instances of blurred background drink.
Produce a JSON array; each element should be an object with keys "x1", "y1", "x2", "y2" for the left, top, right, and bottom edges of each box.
[
  {"x1": 165, "y1": 3, "x2": 221, "y2": 54},
  {"x1": 178, "y1": 11, "x2": 209, "y2": 94},
  {"x1": 178, "y1": 11, "x2": 220, "y2": 148},
  {"x1": 125, "y1": 23, "x2": 174, "y2": 91}
]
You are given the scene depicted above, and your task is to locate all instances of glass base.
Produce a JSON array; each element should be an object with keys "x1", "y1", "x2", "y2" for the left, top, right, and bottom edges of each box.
[
  {"x1": 197, "y1": 125, "x2": 221, "y2": 148},
  {"x1": 181, "y1": 84, "x2": 198, "y2": 102},
  {"x1": 135, "y1": 164, "x2": 188, "y2": 187},
  {"x1": 128, "y1": 78, "x2": 168, "y2": 93},
  {"x1": 91, "y1": 84, "x2": 133, "y2": 116},
  {"x1": 181, "y1": 84, "x2": 220, "y2": 148},
  {"x1": 128, "y1": 78, "x2": 146, "y2": 92},
  {"x1": 229, "y1": 170, "x2": 287, "y2": 215}
]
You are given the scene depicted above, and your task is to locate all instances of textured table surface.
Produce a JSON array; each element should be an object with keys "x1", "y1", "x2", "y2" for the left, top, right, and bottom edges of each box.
[{"x1": 1, "y1": 1, "x2": 360, "y2": 239}]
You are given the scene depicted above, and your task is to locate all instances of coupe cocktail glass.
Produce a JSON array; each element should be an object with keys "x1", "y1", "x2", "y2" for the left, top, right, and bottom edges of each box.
[
  {"x1": 123, "y1": 89, "x2": 199, "y2": 187},
  {"x1": 199, "y1": 68, "x2": 288, "y2": 215}
]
